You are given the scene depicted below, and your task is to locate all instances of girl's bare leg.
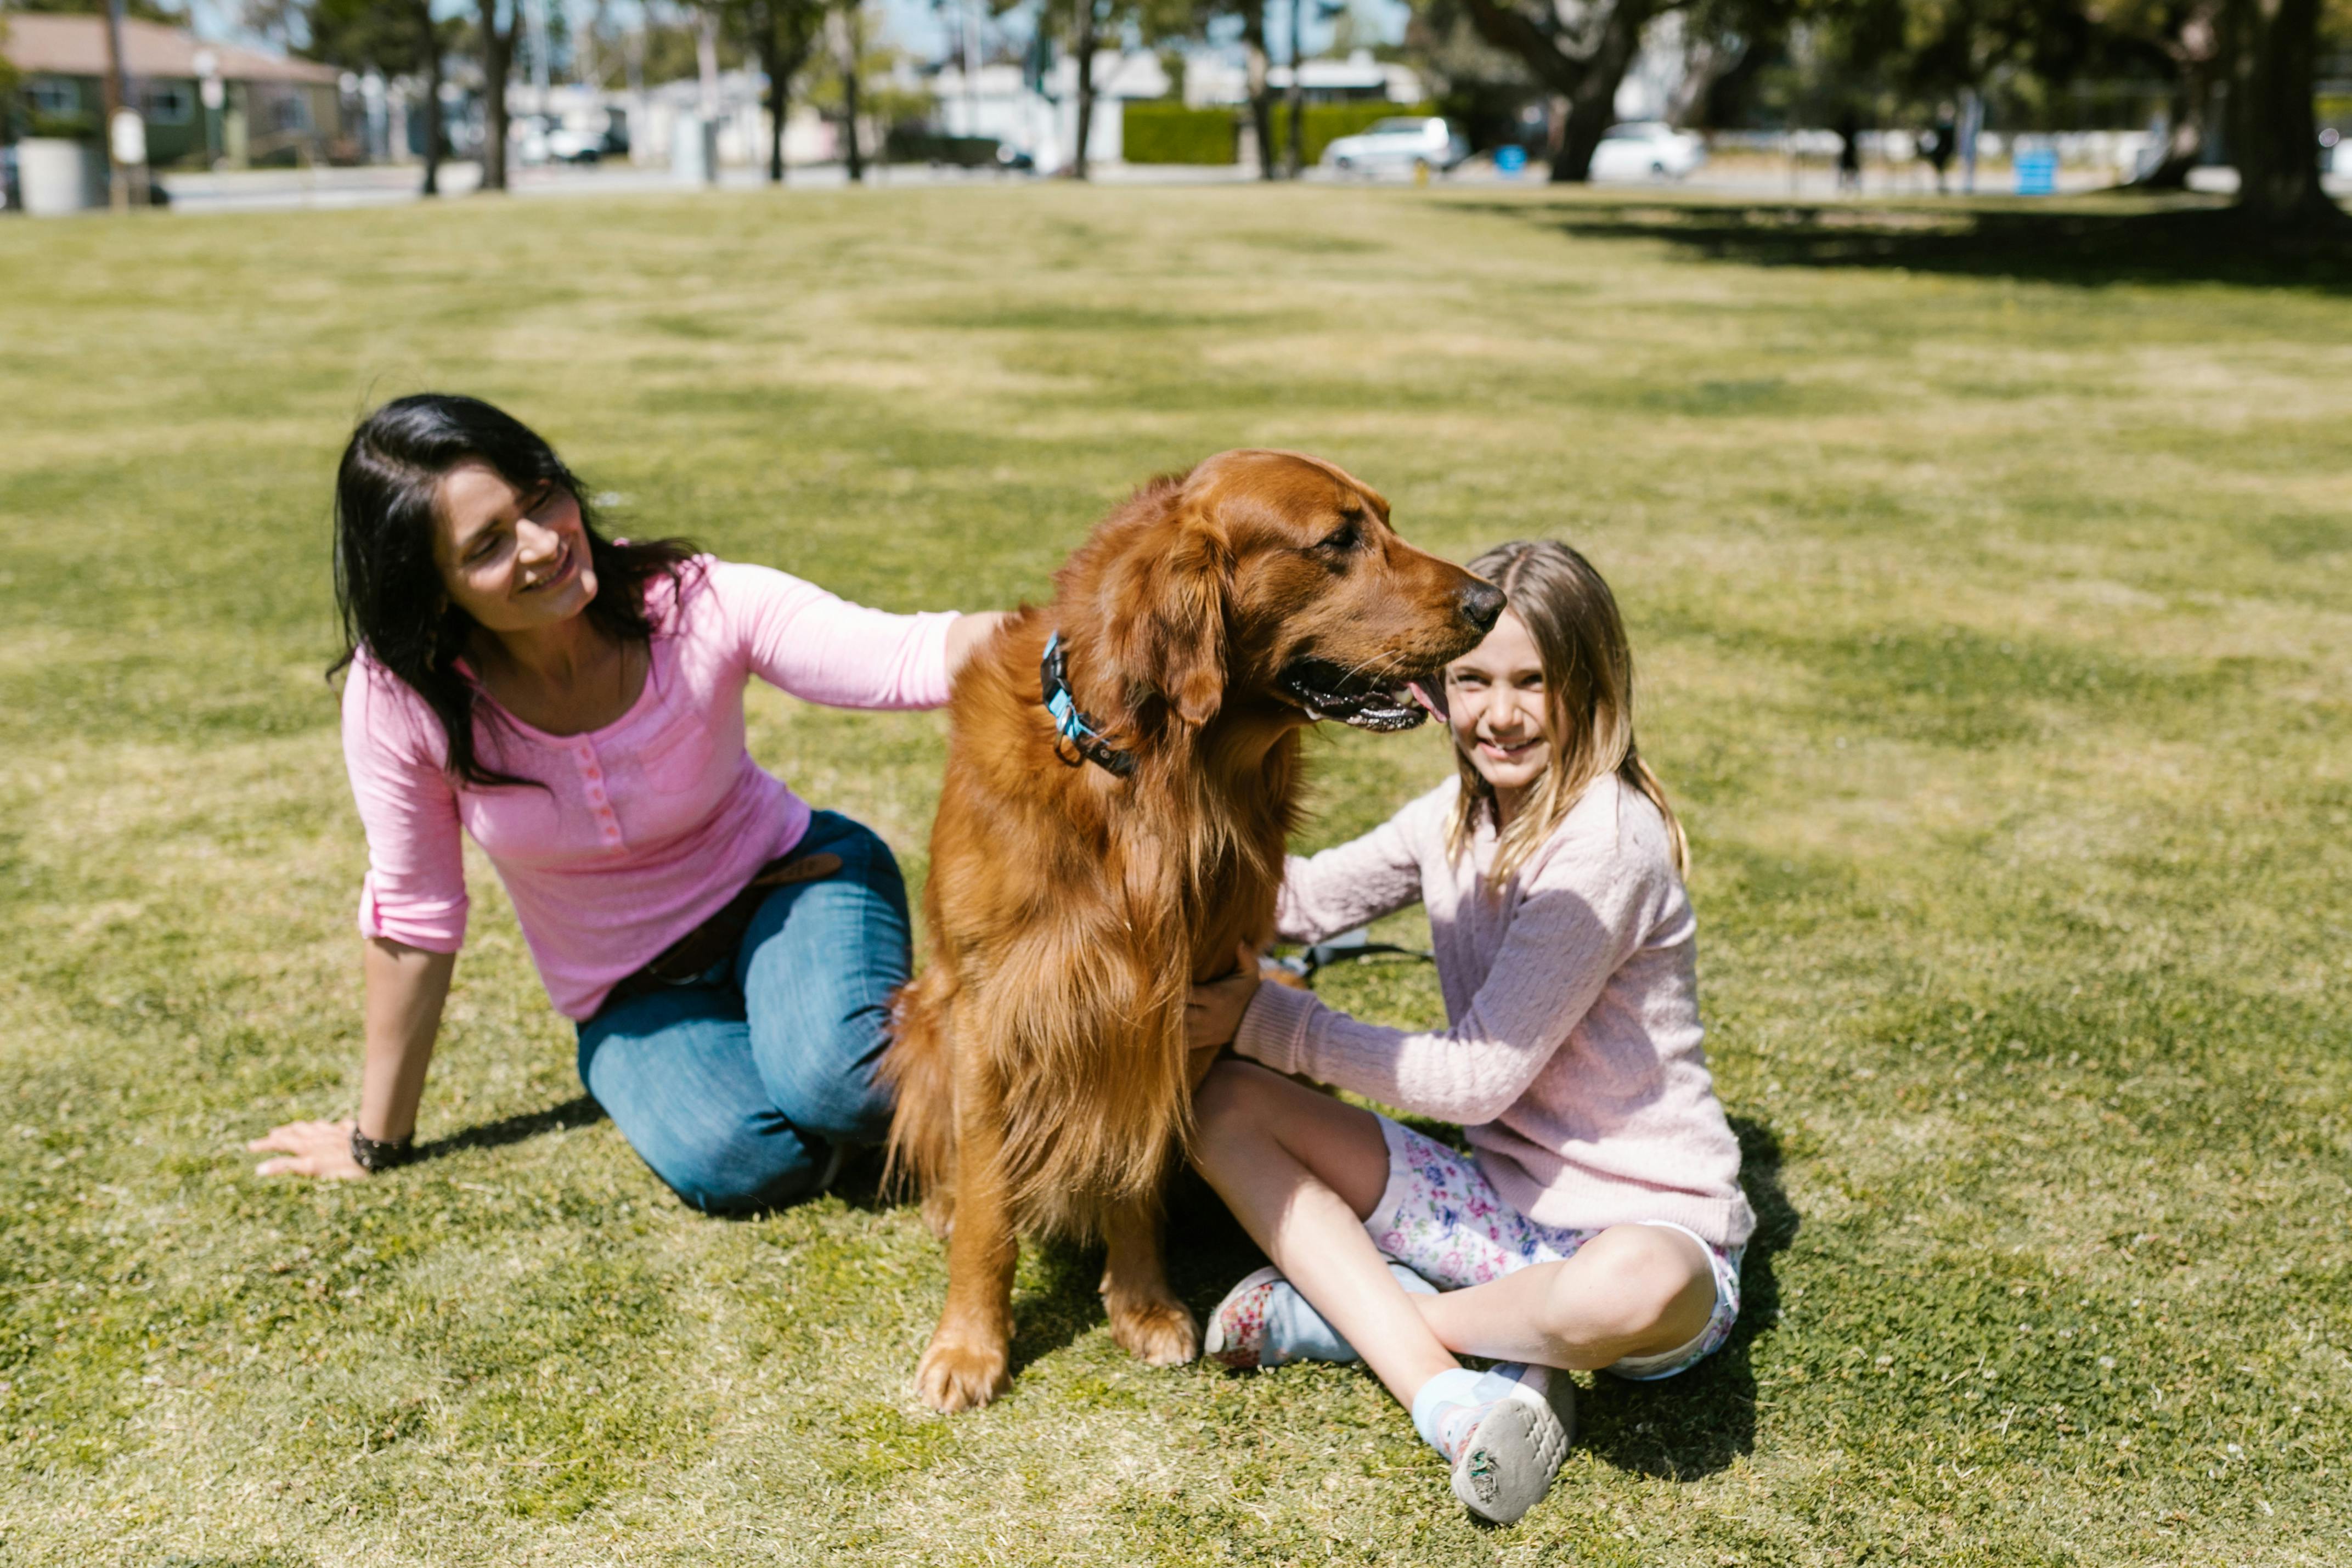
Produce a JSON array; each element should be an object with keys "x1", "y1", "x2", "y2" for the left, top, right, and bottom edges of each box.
[
  {"x1": 1411, "y1": 1225, "x2": 1717, "y2": 1370},
  {"x1": 1190, "y1": 1061, "x2": 1456, "y2": 1406}
]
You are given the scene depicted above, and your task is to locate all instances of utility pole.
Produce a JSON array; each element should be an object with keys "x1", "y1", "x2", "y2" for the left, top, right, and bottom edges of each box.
[
  {"x1": 961, "y1": 0, "x2": 979, "y2": 137},
  {"x1": 529, "y1": 0, "x2": 551, "y2": 112},
  {"x1": 99, "y1": 0, "x2": 148, "y2": 210}
]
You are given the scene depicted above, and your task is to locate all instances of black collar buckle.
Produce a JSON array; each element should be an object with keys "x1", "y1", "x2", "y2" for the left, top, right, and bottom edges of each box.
[{"x1": 1041, "y1": 631, "x2": 1136, "y2": 779}]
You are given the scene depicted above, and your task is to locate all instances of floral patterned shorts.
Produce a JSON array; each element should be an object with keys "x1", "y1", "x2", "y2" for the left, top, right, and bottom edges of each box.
[{"x1": 1364, "y1": 1115, "x2": 1743, "y2": 1381}]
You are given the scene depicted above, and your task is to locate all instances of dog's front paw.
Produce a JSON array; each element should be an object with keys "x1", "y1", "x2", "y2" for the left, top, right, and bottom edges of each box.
[
  {"x1": 915, "y1": 1330, "x2": 1011, "y2": 1413},
  {"x1": 1109, "y1": 1295, "x2": 1200, "y2": 1368}
]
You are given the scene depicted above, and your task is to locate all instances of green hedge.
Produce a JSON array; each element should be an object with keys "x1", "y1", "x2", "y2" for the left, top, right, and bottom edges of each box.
[
  {"x1": 1121, "y1": 99, "x2": 1442, "y2": 168},
  {"x1": 884, "y1": 128, "x2": 1004, "y2": 167},
  {"x1": 1271, "y1": 101, "x2": 1437, "y2": 167},
  {"x1": 1122, "y1": 103, "x2": 1236, "y2": 165}
]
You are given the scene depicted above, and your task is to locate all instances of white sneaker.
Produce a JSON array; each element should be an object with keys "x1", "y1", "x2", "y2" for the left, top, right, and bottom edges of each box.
[{"x1": 1439, "y1": 1365, "x2": 1577, "y2": 1525}]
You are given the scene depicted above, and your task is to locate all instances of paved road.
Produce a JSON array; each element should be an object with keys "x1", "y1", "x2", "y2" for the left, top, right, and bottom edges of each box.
[
  {"x1": 154, "y1": 158, "x2": 1255, "y2": 215},
  {"x1": 126, "y1": 156, "x2": 2352, "y2": 217}
]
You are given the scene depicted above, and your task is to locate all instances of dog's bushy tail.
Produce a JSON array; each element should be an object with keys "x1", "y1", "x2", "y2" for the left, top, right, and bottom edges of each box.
[{"x1": 881, "y1": 968, "x2": 957, "y2": 1237}]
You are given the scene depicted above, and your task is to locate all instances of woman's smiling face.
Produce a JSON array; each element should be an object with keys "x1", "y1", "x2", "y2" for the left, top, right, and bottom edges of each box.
[
  {"x1": 1443, "y1": 608, "x2": 1552, "y2": 801},
  {"x1": 433, "y1": 459, "x2": 599, "y2": 634}
]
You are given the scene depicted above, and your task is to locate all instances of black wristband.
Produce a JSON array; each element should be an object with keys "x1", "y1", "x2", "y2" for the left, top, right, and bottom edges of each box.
[{"x1": 349, "y1": 1127, "x2": 415, "y2": 1174}]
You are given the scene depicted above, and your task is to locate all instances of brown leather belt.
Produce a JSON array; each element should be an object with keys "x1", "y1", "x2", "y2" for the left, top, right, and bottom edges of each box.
[{"x1": 599, "y1": 850, "x2": 842, "y2": 1015}]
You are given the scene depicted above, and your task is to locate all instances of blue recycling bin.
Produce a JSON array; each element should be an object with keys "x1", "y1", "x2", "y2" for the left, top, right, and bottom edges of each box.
[{"x1": 2014, "y1": 146, "x2": 2057, "y2": 196}]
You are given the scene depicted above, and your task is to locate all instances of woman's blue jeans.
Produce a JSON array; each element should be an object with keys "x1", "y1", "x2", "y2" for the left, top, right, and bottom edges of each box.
[{"x1": 576, "y1": 811, "x2": 906, "y2": 1213}]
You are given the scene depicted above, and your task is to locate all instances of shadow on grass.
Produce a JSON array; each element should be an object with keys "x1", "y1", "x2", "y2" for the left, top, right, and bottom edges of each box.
[
  {"x1": 834, "y1": 1149, "x2": 1188, "y2": 1379},
  {"x1": 1571, "y1": 1115, "x2": 1796, "y2": 1481},
  {"x1": 1459, "y1": 196, "x2": 2352, "y2": 294},
  {"x1": 411, "y1": 1093, "x2": 608, "y2": 1163}
]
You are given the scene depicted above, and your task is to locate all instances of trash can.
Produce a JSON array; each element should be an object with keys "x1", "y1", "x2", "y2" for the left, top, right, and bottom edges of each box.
[
  {"x1": 2013, "y1": 144, "x2": 2057, "y2": 196},
  {"x1": 672, "y1": 115, "x2": 719, "y2": 186},
  {"x1": 18, "y1": 138, "x2": 107, "y2": 216}
]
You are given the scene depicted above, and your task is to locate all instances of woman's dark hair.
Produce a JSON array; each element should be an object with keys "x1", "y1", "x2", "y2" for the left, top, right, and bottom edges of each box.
[{"x1": 331, "y1": 393, "x2": 700, "y2": 788}]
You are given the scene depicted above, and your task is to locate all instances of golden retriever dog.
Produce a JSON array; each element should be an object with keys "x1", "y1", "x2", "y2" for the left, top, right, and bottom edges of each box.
[{"x1": 883, "y1": 449, "x2": 1503, "y2": 1412}]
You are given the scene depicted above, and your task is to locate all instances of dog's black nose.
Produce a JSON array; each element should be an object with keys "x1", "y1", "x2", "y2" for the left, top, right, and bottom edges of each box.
[{"x1": 1459, "y1": 580, "x2": 1506, "y2": 631}]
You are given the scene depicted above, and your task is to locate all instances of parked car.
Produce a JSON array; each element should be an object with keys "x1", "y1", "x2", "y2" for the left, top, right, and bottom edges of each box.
[
  {"x1": 881, "y1": 128, "x2": 1034, "y2": 173},
  {"x1": 1588, "y1": 121, "x2": 1706, "y2": 182},
  {"x1": 1322, "y1": 117, "x2": 1469, "y2": 179},
  {"x1": 515, "y1": 114, "x2": 604, "y2": 166}
]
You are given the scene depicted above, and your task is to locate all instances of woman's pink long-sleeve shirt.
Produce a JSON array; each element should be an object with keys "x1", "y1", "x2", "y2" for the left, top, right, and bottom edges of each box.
[
  {"x1": 341, "y1": 557, "x2": 957, "y2": 1020},
  {"x1": 1233, "y1": 774, "x2": 1756, "y2": 1249}
]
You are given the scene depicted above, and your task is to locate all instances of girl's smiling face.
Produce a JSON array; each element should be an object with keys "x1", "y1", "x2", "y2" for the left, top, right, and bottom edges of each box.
[
  {"x1": 1443, "y1": 609, "x2": 1551, "y2": 810},
  {"x1": 433, "y1": 459, "x2": 599, "y2": 635}
]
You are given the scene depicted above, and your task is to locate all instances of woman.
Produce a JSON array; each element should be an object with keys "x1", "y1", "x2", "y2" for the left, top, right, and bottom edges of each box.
[{"x1": 251, "y1": 394, "x2": 1003, "y2": 1209}]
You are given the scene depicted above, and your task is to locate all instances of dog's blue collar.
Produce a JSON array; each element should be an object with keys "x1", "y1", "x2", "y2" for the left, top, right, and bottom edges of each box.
[{"x1": 1040, "y1": 631, "x2": 1136, "y2": 779}]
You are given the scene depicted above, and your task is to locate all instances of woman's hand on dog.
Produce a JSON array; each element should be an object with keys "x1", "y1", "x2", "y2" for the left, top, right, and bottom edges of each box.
[{"x1": 945, "y1": 611, "x2": 1011, "y2": 679}]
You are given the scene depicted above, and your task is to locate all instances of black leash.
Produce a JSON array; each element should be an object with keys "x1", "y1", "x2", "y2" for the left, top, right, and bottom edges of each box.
[{"x1": 1270, "y1": 936, "x2": 1435, "y2": 981}]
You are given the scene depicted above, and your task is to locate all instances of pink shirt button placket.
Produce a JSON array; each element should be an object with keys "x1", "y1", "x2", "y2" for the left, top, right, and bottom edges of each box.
[{"x1": 577, "y1": 742, "x2": 623, "y2": 849}]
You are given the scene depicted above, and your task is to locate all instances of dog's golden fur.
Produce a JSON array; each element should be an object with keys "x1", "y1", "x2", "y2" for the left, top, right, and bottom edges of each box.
[{"x1": 884, "y1": 449, "x2": 1498, "y2": 1412}]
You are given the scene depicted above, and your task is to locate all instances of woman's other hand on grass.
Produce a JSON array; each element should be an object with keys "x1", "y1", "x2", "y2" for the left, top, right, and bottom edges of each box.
[{"x1": 248, "y1": 1118, "x2": 369, "y2": 1180}]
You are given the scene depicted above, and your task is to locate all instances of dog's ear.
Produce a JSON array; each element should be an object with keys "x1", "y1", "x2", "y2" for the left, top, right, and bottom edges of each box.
[{"x1": 1102, "y1": 517, "x2": 1231, "y2": 731}]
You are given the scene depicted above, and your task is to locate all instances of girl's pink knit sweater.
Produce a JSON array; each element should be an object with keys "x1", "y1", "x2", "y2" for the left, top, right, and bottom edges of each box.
[
  {"x1": 1232, "y1": 774, "x2": 1755, "y2": 1249},
  {"x1": 341, "y1": 557, "x2": 957, "y2": 1021}
]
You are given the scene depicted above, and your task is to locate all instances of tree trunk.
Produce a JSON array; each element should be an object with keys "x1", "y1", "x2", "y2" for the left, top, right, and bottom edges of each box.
[
  {"x1": 100, "y1": 0, "x2": 140, "y2": 209},
  {"x1": 2130, "y1": 88, "x2": 2210, "y2": 190},
  {"x1": 1071, "y1": 0, "x2": 1097, "y2": 179},
  {"x1": 1550, "y1": 65, "x2": 1622, "y2": 181},
  {"x1": 2125, "y1": 4, "x2": 2219, "y2": 191},
  {"x1": 1241, "y1": 0, "x2": 1274, "y2": 181},
  {"x1": 757, "y1": 7, "x2": 786, "y2": 183},
  {"x1": 477, "y1": 0, "x2": 511, "y2": 191},
  {"x1": 1454, "y1": 0, "x2": 1655, "y2": 183},
  {"x1": 415, "y1": 0, "x2": 443, "y2": 196},
  {"x1": 1664, "y1": 26, "x2": 1741, "y2": 129},
  {"x1": 838, "y1": 7, "x2": 864, "y2": 184},
  {"x1": 1283, "y1": 0, "x2": 1303, "y2": 178},
  {"x1": 2224, "y1": 0, "x2": 2340, "y2": 226}
]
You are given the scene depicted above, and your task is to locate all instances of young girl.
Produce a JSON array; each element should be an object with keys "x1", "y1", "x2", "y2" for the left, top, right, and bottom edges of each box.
[{"x1": 1184, "y1": 539, "x2": 1752, "y2": 1526}]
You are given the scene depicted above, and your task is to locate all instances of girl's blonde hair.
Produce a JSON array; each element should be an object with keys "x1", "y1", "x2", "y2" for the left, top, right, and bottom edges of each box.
[{"x1": 1445, "y1": 540, "x2": 1688, "y2": 887}]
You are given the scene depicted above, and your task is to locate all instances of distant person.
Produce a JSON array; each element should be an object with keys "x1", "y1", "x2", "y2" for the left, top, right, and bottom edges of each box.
[
  {"x1": 250, "y1": 394, "x2": 1005, "y2": 1208},
  {"x1": 1922, "y1": 105, "x2": 1957, "y2": 193},
  {"x1": 1835, "y1": 107, "x2": 1863, "y2": 192},
  {"x1": 1181, "y1": 540, "x2": 1752, "y2": 1525}
]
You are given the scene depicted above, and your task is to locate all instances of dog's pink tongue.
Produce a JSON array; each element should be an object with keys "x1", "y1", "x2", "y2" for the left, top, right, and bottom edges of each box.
[{"x1": 1408, "y1": 681, "x2": 1444, "y2": 718}]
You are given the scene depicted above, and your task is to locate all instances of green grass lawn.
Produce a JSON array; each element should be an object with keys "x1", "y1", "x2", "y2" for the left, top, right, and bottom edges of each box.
[{"x1": 3, "y1": 184, "x2": 2349, "y2": 1565}]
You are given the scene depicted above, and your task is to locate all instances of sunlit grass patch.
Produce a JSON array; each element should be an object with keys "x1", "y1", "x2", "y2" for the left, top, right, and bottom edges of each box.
[{"x1": 2, "y1": 182, "x2": 2348, "y2": 1564}]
